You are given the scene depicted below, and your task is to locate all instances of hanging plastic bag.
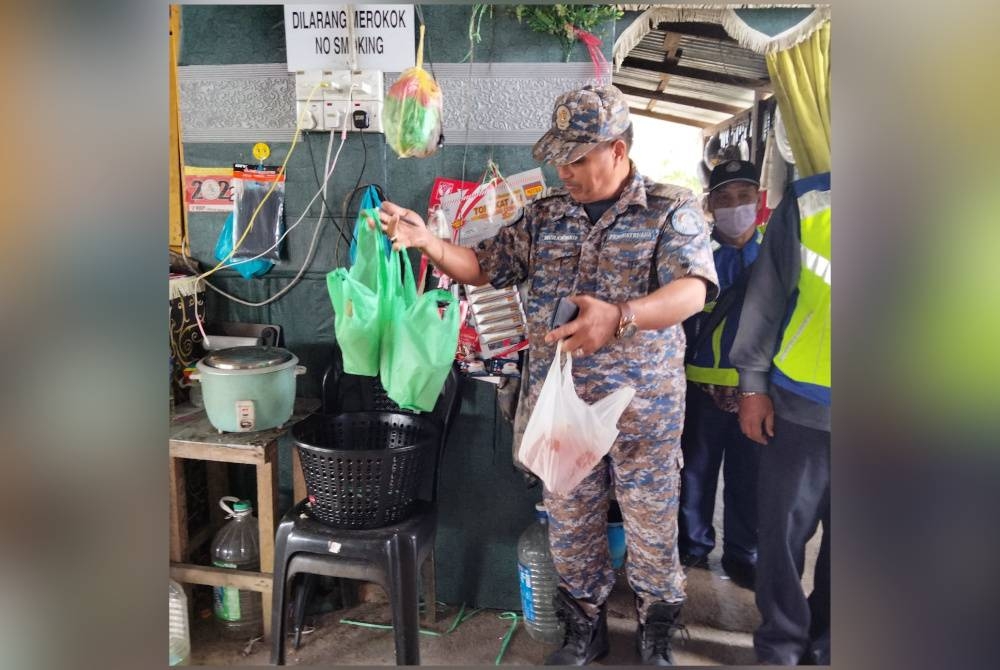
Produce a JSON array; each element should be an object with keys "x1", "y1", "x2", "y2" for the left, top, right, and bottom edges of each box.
[
  {"x1": 384, "y1": 25, "x2": 443, "y2": 159},
  {"x1": 326, "y1": 208, "x2": 391, "y2": 376},
  {"x1": 230, "y1": 163, "x2": 285, "y2": 261},
  {"x1": 349, "y1": 185, "x2": 392, "y2": 265},
  {"x1": 380, "y1": 247, "x2": 460, "y2": 412},
  {"x1": 214, "y1": 212, "x2": 274, "y2": 279},
  {"x1": 518, "y1": 341, "x2": 636, "y2": 495}
]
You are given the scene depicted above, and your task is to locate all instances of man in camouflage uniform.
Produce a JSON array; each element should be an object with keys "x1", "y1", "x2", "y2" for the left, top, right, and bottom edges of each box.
[{"x1": 378, "y1": 85, "x2": 718, "y2": 666}]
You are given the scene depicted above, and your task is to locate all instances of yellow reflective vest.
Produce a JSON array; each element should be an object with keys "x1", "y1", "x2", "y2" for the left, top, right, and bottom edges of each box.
[{"x1": 772, "y1": 172, "x2": 830, "y2": 392}]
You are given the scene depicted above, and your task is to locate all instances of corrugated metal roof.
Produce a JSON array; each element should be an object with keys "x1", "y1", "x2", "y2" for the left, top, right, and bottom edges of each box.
[{"x1": 614, "y1": 23, "x2": 769, "y2": 129}]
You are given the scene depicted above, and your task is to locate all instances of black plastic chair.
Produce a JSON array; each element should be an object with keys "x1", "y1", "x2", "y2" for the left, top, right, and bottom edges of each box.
[{"x1": 271, "y1": 352, "x2": 461, "y2": 666}]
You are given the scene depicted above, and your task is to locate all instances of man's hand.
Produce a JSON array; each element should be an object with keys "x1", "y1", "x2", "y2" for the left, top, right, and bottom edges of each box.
[
  {"x1": 377, "y1": 201, "x2": 434, "y2": 253},
  {"x1": 738, "y1": 393, "x2": 775, "y2": 445},
  {"x1": 543, "y1": 295, "x2": 620, "y2": 357}
]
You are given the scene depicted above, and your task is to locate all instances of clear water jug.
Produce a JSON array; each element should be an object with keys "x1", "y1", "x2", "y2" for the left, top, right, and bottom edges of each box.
[
  {"x1": 169, "y1": 579, "x2": 190, "y2": 666},
  {"x1": 211, "y1": 496, "x2": 263, "y2": 639},
  {"x1": 517, "y1": 503, "x2": 564, "y2": 644}
]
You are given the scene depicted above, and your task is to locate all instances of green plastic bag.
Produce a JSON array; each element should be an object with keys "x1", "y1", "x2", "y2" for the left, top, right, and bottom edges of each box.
[
  {"x1": 380, "y1": 248, "x2": 460, "y2": 411},
  {"x1": 327, "y1": 208, "x2": 389, "y2": 376}
]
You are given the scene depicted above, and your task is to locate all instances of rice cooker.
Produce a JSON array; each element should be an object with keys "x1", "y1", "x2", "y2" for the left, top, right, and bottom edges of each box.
[{"x1": 191, "y1": 346, "x2": 306, "y2": 432}]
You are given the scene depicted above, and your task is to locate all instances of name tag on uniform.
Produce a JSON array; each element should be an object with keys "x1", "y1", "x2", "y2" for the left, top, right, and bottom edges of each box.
[
  {"x1": 606, "y1": 229, "x2": 658, "y2": 243},
  {"x1": 539, "y1": 232, "x2": 581, "y2": 243}
]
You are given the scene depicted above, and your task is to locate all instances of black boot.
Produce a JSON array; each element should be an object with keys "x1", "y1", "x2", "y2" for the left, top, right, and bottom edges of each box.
[
  {"x1": 637, "y1": 601, "x2": 686, "y2": 665},
  {"x1": 544, "y1": 590, "x2": 609, "y2": 666}
]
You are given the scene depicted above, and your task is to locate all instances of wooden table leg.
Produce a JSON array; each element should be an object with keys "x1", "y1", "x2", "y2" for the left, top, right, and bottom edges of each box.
[
  {"x1": 256, "y1": 454, "x2": 278, "y2": 642},
  {"x1": 291, "y1": 445, "x2": 306, "y2": 504},
  {"x1": 169, "y1": 456, "x2": 189, "y2": 563}
]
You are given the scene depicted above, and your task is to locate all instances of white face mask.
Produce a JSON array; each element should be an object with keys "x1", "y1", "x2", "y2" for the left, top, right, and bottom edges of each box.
[{"x1": 712, "y1": 203, "x2": 757, "y2": 238}]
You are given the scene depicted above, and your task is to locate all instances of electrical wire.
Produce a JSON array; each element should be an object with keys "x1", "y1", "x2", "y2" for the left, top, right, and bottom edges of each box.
[
  {"x1": 196, "y1": 80, "x2": 321, "y2": 282},
  {"x1": 338, "y1": 618, "x2": 442, "y2": 636},
  {"x1": 495, "y1": 612, "x2": 520, "y2": 665},
  {"x1": 334, "y1": 125, "x2": 368, "y2": 266},
  {"x1": 183, "y1": 89, "x2": 356, "y2": 342},
  {"x1": 219, "y1": 126, "x2": 346, "y2": 271},
  {"x1": 305, "y1": 130, "x2": 353, "y2": 248}
]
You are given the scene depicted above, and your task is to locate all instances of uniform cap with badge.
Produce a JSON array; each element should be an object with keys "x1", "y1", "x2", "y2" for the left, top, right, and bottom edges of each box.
[
  {"x1": 708, "y1": 160, "x2": 760, "y2": 193},
  {"x1": 532, "y1": 85, "x2": 632, "y2": 166}
]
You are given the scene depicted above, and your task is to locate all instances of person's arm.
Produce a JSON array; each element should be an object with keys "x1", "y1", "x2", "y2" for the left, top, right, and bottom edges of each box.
[
  {"x1": 378, "y1": 201, "x2": 490, "y2": 285},
  {"x1": 730, "y1": 186, "x2": 801, "y2": 443},
  {"x1": 543, "y1": 278, "x2": 708, "y2": 355},
  {"x1": 544, "y1": 196, "x2": 717, "y2": 355}
]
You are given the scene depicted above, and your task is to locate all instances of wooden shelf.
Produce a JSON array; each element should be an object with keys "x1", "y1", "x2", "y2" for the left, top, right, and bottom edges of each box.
[{"x1": 168, "y1": 398, "x2": 319, "y2": 643}]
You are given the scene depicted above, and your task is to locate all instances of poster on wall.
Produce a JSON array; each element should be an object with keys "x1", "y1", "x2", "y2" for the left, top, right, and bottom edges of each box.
[
  {"x1": 183, "y1": 167, "x2": 234, "y2": 212},
  {"x1": 284, "y1": 4, "x2": 415, "y2": 71}
]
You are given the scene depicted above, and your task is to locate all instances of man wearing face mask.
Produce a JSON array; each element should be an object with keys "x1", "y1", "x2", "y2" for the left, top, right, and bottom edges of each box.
[{"x1": 678, "y1": 160, "x2": 763, "y2": 591}]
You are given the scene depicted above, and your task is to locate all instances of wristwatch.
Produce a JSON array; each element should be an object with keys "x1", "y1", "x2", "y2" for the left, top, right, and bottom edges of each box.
[{"x1": 615, "y1": 302, "x2": 638, "y2": 339}]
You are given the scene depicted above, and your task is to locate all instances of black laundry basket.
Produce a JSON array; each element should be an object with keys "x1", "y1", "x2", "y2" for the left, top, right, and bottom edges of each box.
[{"x1": 292, "y1": 411, "x2": 439, "y2": 529}]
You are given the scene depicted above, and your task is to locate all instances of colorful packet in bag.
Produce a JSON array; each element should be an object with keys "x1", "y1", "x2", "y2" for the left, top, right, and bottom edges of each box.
[{"x1": 384, "y1": 25, "x2": 442, "y2": 159}]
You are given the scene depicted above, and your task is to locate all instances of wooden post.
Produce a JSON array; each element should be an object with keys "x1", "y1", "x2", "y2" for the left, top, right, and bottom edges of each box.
[
  {"x1": 169, "y1": 456, "x2": 188, "y2": 563},
  {"x1": 257, "y1": 445, "x2": 278, "y2": 641}
]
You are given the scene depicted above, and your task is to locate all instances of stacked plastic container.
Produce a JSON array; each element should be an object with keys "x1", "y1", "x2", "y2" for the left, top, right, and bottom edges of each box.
[{"x1": 517, "y1": 503, "x2": 564, "y2": 644}]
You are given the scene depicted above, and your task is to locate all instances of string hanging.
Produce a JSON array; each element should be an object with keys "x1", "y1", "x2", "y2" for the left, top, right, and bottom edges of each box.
[{"x1": 572, "y1": 26, "x2": 610, "y2": 80}]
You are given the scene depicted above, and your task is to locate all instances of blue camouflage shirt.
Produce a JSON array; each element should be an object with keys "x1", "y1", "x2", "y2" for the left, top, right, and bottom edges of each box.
[{"x1": 474, "y1": 167, "x2": 719, "y2": 441}]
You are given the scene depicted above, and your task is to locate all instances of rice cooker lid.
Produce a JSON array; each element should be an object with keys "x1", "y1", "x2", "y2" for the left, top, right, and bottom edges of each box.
[{"x1": 202, "y1": 346, "x2": 294, "y2": 370}]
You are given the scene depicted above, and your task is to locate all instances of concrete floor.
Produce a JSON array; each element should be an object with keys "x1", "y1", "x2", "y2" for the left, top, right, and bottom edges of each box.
[{"x1": 189, "y1": 485, "x2": 821, "y2": 666}]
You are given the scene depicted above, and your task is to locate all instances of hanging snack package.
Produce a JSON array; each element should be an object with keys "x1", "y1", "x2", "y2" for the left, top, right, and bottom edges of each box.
[
  {"x1": 384, "y1": 25, "x2": 442, "y2": 159},
  {"x1": 230, "y1": 163, "x2": 286, "y2": 262}
]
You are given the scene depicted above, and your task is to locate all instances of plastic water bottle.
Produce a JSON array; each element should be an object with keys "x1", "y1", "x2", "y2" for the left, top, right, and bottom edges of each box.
[
  {"x1": 169, "y1": 579, "x2": 191, "y2": 665},
  {"x1": 608, "y1": 499, "x2": 627, "y2": 569},
  {"x1": 517, "y1": 503, "x2": 565, "y2": 644},
  {"x1": 211, "y1": 497, "x2": 263, "y2": 639}
]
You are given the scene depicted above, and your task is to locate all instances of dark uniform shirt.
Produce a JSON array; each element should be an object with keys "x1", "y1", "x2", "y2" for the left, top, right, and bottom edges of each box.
[{"x1": 474, "y1": 167, "x2": 719, "y2": 441}]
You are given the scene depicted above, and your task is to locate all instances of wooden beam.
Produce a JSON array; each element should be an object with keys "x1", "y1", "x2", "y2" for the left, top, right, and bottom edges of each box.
[
  {"x1": 629, "y1": 106, "x2": 714, "y2": 129},
  {"x1": 617, "y1": 84, "x2": 747, "y2": 115},
  {"x1": 170, "y1": 563, "x2": 274, "y2": 592},
  {"x1": 655, "y1": 21, "x2": 735, "y2": 42},
  {"x1": 652, "y1": 32, "x2": 683, "y2": 105},
  {"x1": 702, "y1": 106, "x2": 754, "y2": 138},
  {"x1": 622, "y1": 57, "x2": 770, "y2": 90}
]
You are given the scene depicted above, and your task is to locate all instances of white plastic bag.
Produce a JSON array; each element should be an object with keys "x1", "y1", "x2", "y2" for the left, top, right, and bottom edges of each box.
[{"x1": 518, "y1": 341, "x2": 636, "y2": 495}]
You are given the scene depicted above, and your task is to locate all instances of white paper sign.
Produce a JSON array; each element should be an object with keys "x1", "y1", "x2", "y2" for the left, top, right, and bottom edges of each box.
[{"x1": 284, "y1": 4, "x2": 415, "y2": 72}]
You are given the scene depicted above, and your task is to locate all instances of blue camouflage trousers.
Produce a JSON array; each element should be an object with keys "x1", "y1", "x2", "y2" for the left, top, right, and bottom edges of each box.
[{"x1": 543, "y1": 438, "x2": 685, "y2": 623}]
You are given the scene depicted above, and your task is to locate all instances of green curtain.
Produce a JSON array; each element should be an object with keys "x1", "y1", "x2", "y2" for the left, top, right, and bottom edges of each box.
[{"x1": 765, "y1": 21, "x2": 831, "y2": 177}]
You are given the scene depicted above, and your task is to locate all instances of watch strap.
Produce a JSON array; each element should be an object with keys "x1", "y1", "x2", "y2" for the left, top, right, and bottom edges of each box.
[{"x1": 616, "y1": 302, "x2": 636, "y2": 338}]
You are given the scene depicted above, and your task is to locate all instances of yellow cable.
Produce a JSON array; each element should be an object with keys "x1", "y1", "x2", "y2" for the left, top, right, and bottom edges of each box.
[
  {"x1": 197, "y1": 79, "x2": 322, "y2": 281},
  {"x1": 416, "y1": 24, "x2": 425, "y2": 69}
]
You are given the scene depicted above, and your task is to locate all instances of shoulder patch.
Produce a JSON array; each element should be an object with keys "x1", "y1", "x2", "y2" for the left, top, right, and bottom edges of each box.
[{"x1": 670, "y1": 203, "x2": 705, "y2": 236}]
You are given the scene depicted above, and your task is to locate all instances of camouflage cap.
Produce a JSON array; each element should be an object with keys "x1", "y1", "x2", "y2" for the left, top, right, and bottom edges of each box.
[{"x1": 532, "y1": 85, "x2": 631, "y2": 166}]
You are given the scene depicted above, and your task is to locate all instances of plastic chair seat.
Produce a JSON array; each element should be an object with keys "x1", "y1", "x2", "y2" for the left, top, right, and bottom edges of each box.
[
  {"x1": 271, "y1": 499, "x2": 436, "y2": 665},
  {"x1": 271, "y1": 352, "x2": 460, "y2": 666}
]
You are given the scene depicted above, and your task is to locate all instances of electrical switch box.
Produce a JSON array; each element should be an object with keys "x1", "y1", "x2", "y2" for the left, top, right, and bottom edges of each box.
[{"x1": 294, "y1": 69, "x2": 384, "y2": 133}]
